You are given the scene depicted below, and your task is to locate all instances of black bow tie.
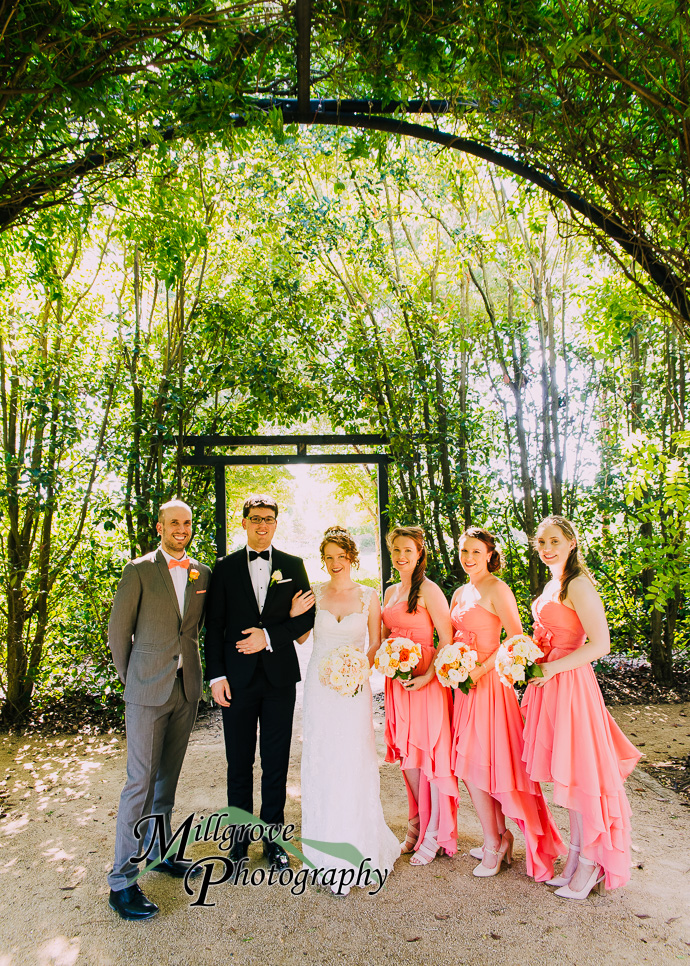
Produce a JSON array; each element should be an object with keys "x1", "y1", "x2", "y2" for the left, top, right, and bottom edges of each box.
[{"x1": 248, "y1": 549, "x2": 270, "y2": 561}]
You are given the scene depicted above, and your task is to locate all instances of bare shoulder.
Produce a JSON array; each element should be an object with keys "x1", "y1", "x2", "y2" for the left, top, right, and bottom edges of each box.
[
  {"x1": 420, "y1": 577, "x2": 448, "y2": 609},
  {"x1": 382, "y1": 584, "x2": 398, "y2": 605},
  {"x1": 565, "y1": 573, "x2": 602, "y2": 609},
  {"x1": 489, "y1": 575, "x2": 516, "y2": 604}
]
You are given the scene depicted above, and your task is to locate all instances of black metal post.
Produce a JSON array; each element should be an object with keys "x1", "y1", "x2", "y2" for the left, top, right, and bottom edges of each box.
[
  {"x1": 214, "y1": 463, "x2": 227, "y2": 557},
  {"x1": 377, "y1": 458, "x2": 391, "y2": 590},
  {"x1": 296, "y1": 0, "x2": 311, "y2": 117}
]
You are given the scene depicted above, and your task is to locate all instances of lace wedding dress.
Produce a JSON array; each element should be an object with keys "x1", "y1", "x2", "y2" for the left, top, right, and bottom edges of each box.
[{"x1": 300, "y1": 583, "x2": 399, "y2": 883}]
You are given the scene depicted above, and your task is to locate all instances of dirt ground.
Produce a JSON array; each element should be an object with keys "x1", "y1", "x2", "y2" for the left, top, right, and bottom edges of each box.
[{"x1": 1, "y1": 667, "x2": 689, "y2": 966}]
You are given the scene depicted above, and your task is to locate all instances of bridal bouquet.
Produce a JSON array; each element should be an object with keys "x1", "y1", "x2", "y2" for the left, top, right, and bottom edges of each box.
[
  {"x1": 374, "y1": 637, "x2": 422, "y2": 681},
  {"x1": 318, "y1": 645, "x2": 371, "y2": 697},
  {"x1": 434, "y1": 640, "x2": 478, "y2": 694},
  {"x1": 495, "y1": 634, "x2": 544, "y2": 687}
]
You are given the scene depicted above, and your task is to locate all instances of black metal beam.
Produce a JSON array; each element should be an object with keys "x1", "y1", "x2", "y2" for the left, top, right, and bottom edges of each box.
[
  {"x1": 181, "y1": 453, "x2": 389, "y2": 466},
  {"x1": 176, "y1": 433, "x2": 388, "y2": 447}
]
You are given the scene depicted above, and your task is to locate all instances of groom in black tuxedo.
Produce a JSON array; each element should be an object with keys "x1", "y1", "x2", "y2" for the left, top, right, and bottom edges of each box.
[{"x1": 204, "y1": 494, "x2": 315, "y2": 869}]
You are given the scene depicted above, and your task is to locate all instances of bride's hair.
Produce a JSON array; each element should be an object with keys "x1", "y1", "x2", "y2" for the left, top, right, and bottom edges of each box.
[
  {"x1": 320, "y1": 526, "x2": 360, "y2": 568},
  {"x1": 386, "y1": 525, "x2": 427, "y2": 614}
]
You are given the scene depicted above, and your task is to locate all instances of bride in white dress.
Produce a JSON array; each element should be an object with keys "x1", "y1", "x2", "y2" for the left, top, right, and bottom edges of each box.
[{"x1": 291, "y1": 526, "x2": 399, "y2": 894}]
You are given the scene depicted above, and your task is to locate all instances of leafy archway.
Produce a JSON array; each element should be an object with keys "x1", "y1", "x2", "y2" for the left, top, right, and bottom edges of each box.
[{"x1": 2, "y1": 2, "x2": 689, "y2": 329}]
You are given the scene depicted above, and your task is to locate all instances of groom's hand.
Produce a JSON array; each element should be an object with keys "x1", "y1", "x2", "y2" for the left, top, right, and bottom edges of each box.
[
  {"x1": 236, "y1": 627, "x2": 267, "y2": 654},
  {"x1": 211, "y1": 679, "x2": 232, "y2": 706}
]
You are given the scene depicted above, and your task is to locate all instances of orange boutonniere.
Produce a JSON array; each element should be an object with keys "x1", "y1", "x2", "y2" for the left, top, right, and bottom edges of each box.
[{"x1": 189, "y1": 568, "x2": 200, "y2": 581}]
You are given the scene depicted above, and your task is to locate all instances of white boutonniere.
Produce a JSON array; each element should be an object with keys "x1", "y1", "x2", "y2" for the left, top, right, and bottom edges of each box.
[{"x1": 270, "y1": 569, "x2": 283, "y2": 585}]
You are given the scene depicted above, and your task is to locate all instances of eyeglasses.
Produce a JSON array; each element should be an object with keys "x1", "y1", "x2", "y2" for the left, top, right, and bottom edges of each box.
[{"x1": 247, "y1": 515, "x2": 277, "y2": 525}]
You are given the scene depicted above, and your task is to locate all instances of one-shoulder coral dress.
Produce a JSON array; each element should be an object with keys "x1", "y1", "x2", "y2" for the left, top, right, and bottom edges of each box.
[
  {"x1": 521, "y1": 596, "x2": 641, "y2": 889},
  {"x1": 382, "y1": 599, "x2": 458, "y2": 856},
  {"x1": 450, "y1": 598, "x2": 565, "y2": 880}
]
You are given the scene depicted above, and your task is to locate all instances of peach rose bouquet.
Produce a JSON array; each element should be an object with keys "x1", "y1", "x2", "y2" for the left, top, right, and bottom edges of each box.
[
  {"x1": 434, "y1": 641, "x2": 478, "y2": 694},
  {"x1": 318, "y1": 645, "x2": 371, "y2": 697},
  {"x1": 495, "y1": 634, "x2": 544, "y2": 686},
  {"x1": 373, "y1": 637, "x2": 422, "y2": 681}
]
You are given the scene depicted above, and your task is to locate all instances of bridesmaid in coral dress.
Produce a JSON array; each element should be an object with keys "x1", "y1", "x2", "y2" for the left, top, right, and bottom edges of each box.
[
  {"x1": 450, "y1": 527, "x2": 564, "y2": 880},
  {"x1": 382, "y1": 526, "x2": 458, "y2": 866},
  {"x1": 522, "y1": 516, "x2": 641, "y2": 899}
]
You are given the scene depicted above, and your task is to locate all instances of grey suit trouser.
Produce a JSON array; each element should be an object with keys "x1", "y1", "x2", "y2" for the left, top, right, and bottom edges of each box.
[{"x1": 108, "y1": 677, "x2": 197, "y2": 891}]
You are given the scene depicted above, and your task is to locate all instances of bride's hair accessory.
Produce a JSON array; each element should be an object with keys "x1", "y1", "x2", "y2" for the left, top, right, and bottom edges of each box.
[{"x1": 320, "y1": 526, "x2": 360, "y2": 568}]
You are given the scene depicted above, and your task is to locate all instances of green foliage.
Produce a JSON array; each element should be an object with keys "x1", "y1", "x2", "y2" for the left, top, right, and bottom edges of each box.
[{"x1": 2, "y1": 121, "x2": 689, "y2": 721}]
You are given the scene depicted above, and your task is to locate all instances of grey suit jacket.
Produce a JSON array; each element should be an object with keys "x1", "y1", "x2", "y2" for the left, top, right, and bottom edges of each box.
[{"x1": 108, "y1": 548, "x2": 211, "y2": 706}]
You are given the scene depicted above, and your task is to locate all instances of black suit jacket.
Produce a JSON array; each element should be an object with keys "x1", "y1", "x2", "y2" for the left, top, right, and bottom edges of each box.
[{"x1": 204, "y1": 546, "x2": 315, "y2": 689}]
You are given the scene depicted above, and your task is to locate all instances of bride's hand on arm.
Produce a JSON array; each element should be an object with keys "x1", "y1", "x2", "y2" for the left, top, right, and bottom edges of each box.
[
  {"x1": 530, "y1": 577, "x2": 610, "y2": 686},
  {"x1": 290, "y1": 589, "x2": 315, "y2": 645},
  {"x1": 290, "y1": 589, "x2": 315, "y2": 618}
]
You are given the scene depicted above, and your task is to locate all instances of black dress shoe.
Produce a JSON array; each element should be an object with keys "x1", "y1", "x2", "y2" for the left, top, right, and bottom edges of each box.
[
  {"x1": 229, "y1": 839, "x2": 249, "y2": 864},
  {"x1": 263, "y1": 840, "x2": 290, "y2": 870},
  {"x1": 109, "y1": 883, "x2": 159, "y2": 921},
  {"x1": 145, "y1": 856, "x2": 203, "y2": 879}
]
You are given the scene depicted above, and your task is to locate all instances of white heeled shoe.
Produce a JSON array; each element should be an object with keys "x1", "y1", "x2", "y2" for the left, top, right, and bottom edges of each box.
[
  {"x1": 410, "y1": 837, "x2": 440, "y2": 866},
  {"x1": 473, "y1": 831, "x2": 513, "y2": 878},
  {"x1": 546, "y1": 844, "x2": 581, "y2": 887},
  {"x1": 555, "y1": 858, "x2": 605, "y2": 900},
  {"x1": 470, "y1": 830, "x2": 511, "y2": 863}
]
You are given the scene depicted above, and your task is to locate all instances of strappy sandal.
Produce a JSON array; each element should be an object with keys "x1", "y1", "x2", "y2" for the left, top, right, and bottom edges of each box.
[
  {"x1": 409, "y1": 837, "x2": 440, "y2": 866},
  {"x1": 400, "y1": 817, "x2": 420, "y2": 854}
]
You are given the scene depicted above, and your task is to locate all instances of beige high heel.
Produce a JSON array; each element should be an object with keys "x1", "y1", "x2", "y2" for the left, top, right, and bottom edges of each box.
[
  {"x1": 555, "y1": 858, "x2": 605, "y2": 899},
  {"x1": 470, "y1": 829, "x2": 512, "y2": 862},
  {"x1": 473, "y1": 831, "x2": 512, "y2": 878},
  {"x1": 546, "y1": 844, "x2": 580, "y2": 887}
]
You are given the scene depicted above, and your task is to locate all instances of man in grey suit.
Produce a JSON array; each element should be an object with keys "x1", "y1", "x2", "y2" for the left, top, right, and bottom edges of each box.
[{"x1": 107, "y1": 500, "x2": 211, "y2": 920}]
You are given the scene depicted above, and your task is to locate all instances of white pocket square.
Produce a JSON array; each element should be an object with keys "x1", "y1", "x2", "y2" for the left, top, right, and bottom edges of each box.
[{"x1": 277, "y1": 578, "x2": 292, "y2": 584}]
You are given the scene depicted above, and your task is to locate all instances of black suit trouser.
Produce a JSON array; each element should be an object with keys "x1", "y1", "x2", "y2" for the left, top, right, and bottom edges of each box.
[{"x1": 221, "y1": 663, "x2": 296, "y2": 834}]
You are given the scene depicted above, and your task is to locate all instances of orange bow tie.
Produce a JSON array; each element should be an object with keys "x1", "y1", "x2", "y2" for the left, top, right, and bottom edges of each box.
[{"x1": 168, "y1": 558, "x2": 190, "y2": 570}]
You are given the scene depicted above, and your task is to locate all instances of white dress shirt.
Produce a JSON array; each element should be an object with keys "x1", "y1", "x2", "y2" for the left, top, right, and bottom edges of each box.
[
  {"x1": 209, "y1": 545, "x2": 273, "y2": 687},
  {"x1": 247, "y1": 546, "x2": 273, "y2": 652},
  {"x1": 160, "y1": 546, "x2": 188, "y2": 668}
]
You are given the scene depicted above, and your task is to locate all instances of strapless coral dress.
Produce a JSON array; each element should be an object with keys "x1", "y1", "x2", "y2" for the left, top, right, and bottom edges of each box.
[
  {"x1": 450, "y1": 599, "x2": 564, "y2": 880},
  {"x1": 382, "y1": 599, "x2": 458, "y2": 856},
  {"x1": 521, "y1": 596, "x2": 641, "y2": 889}
]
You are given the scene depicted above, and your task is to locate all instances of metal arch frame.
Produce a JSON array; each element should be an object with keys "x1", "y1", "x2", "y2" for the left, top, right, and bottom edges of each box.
[{"x1": 177, "y1": 434, "x2": 392, "y2": 587}]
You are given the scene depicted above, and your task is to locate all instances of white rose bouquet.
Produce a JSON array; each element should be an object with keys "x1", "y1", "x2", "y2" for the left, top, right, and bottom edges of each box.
[
  {"x1": 318, "y1": 645, "x2": 371, "y2": 697},
  {"x1": 434, "y1": 640, "x2": 478, "y2": 694},
  {"x1": 373, "y1": 637, "x2": 422, "y2": 681},
  {"x1": 495, "y1": 634, "x2": 544, "y2": 687}
]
